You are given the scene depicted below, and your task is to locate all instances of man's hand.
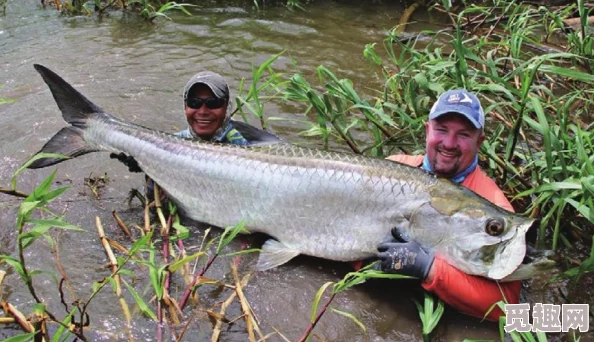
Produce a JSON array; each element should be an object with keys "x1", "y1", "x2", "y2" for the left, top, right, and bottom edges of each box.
[
  {"x1": 376, "y1": 226, "x2": 435, "y2": 280},
  {"x1": 110, "y1": 152, "x2": 143, "y2": 173}
]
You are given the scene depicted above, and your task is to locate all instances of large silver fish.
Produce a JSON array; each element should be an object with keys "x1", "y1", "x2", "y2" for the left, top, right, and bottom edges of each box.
[{"x1": 29, "y1": 64, "x2": 550, "y2": 281}]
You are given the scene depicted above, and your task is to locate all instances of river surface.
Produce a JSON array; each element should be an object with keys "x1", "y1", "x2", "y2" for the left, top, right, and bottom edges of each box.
[{"x1": 0, "y1": 1, "x2": 576, "y2": 341}]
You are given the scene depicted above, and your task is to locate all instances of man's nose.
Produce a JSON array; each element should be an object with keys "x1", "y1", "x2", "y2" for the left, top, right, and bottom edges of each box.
[{"x1": 441, "y1": 134, "x2": 457, "y2": 148}]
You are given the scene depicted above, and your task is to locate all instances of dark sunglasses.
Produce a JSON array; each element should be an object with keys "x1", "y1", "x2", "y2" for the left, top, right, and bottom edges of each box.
[{"x1": 186, "y1": 97, "x2": 226, "y2": 110}]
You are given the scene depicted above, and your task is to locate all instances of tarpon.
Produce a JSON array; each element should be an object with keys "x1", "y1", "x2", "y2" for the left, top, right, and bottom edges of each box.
[{"x1": 28, "y1": 64, "x2": 552, "y2": 281}]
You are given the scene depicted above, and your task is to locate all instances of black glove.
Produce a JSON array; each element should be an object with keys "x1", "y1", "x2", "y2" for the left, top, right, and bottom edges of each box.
[
  {"x1": 110, "y1": 152, "x2": 143, "y2": 173},
  {"x1": 376, "y1": 226, "x2": 435, "y2": 280}
]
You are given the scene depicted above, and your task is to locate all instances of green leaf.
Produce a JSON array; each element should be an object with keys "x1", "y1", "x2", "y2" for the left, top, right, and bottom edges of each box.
[
  {"x1": 92, "y1": 281, "x2": 103, "y2": 293},
  {"x1": 171, "y1": 214, "x2": 189, "y2": 240},
  {"x1": 310, "y1": 281, "x2": 334, "y2": 323},
  {"x1": 129, "y1": 231, "x2": 152, "y2": 255},
  {"x1": 168, "y1": 251, "x2": 206, "y2": 273},
  {"x1": 3, "y1": 332, "x2": 38, "y2": 342},
  {"x1": 0, "y1": 255, "x2": 27, "y2": 281},
  {"x1": 539, "y1": 64, "x2": 594, "y2": 83},
  {"x1": 27, "y1": 219, "x2": 85, "y2": 232},
  {"x1": 26, "y1": 169, "x2": 57, "y2": 201},
  {"x1": 217, "y1": 222, "x2": 249, "y2": 253},
  {"x1": 565, "y1": 198, "x2": 594, "y2": 224},
  {"x1": 516, "y1": 180, "x2": 582, "y2": 197},
  {"x1": 20, "y1": 231, "x2": 46, "y2": 250},
  {"x1": 11, "y1": 153, "x2": 68, "y2": 190},
  {"x1": 124, "y1": 280, "x2": 157, "y2": 321},
  {"x1": 20, "y1": 219, "x2": 84, "y2": 249},
  {"x1": 51, "y1": 307, "x2": 78, "y2": 342},
  {"x1": 220, "y1": 248, "x2": 261, "y2": 258},
  {"x1": 330, "y1": 308, "x2": 366, "y2": 333},
  {"x1": 36, "y1": 186, "x2": 69, "y2": 205},
  {"x1": 17, "y1": 201, "x2": 40, "y2": 225}
]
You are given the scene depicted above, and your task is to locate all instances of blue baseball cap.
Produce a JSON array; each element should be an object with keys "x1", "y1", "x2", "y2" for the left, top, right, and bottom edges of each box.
[{"x1": 429, "y1": 89, "x2": 485, "y2": 128}]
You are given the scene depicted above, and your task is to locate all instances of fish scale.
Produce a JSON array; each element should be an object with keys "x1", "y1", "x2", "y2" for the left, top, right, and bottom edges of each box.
[{"x1": 27, "y1": 64, "x2": 553, "y2": 281}]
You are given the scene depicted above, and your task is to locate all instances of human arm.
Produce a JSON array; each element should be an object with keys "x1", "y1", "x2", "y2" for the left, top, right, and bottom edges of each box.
[
  {"x1": 423, "y1": 258, "x2": 521, "y2": 321},
  {"x1": 376, "y1": 229, "x2": 521, "y2": 321}
]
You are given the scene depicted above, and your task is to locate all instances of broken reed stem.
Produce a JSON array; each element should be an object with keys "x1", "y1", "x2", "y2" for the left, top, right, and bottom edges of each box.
[
  {"x1": 154, "y1": 185, "x2": 183, "y2": 331},
  {"x1": 231, "y1": 264, "x2": 263, "y2": 342},
  {"x1": 0, "y1": 270, "x2": 5, "y2": 296},
  {"x1": 143, "y1": 178, "x2": 152, "y2": 235},
  {"x1": 0, "y1": 271, "x2": 16, "y2": 326},
  {"x1": 211, "y1": 273, "x2": 252, "y2": 342},
  {"x1": 153, "y1": 185, "x2": 168, "y2": 234},
  {"x1": 297, "y1": 293, "x2": 337, "y2": 342},
  {"x1": 112, "y1": 210, "x2": 132, "y2": 238},
  {"x1": 1, "y1": 302, "x2": 35, "y2": 333},
  {"x1": 96, "y1": 217, "x2": 122, "y2": 296},
  {"x1": 0, "y1": 186, "x2": 29, "y2": 198},
  {"x1": 157, "y1": 301, "x2": 164, "y2": 342},
  {"x1": 96, "y1": 217, "x2": 133, "y2": 339},
  {"x1": 395, "y1": 2, "x2": 421, "y2": 35}
]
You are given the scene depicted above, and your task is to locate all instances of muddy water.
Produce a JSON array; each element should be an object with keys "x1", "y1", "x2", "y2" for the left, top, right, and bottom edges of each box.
[{"x1": 0, "y1": 1, "x2": 541, "y2": 341}]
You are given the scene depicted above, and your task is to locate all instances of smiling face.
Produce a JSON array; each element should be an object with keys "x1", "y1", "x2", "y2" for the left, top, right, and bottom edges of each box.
[
  {"x1": 184, "y1": 84, "x2": 228, "y2": 140},
  {"x1": 425, "y1": 113, "x2": 485, "y2": 178}
]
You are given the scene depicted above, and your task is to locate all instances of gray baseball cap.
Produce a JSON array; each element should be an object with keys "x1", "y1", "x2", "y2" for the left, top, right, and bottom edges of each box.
[{"x1": 183, "y1": 71, "x2": 229, "y2": 100}]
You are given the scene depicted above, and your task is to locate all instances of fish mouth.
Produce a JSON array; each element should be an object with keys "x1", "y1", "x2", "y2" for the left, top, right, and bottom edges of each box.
[
  {"x1": 487, "y1": 218, "x2": 537, "y2": 280},
  {"x1": 503, "y1": 250, "x2": 556, "y2": 281}
]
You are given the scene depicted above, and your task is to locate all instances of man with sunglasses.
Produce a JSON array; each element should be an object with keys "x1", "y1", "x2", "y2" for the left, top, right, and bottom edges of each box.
[
  {"x1": 178, "y1": 71, "x2": 280, "y2": 145},
  {"x1": 111, "y1": 70, "x2": 281, "y2": 200},
  {"x1": 112, "y1": 71, "x2": 281, "y2": 171}
]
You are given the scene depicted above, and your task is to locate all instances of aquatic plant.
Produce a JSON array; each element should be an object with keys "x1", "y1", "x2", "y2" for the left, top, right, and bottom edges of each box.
[
  {"x1": 277, "y1": 0, "x2": 594, "y2": 257},
  {"x1": 0, "y1": 158, "x2": 260, "y2": 341}
]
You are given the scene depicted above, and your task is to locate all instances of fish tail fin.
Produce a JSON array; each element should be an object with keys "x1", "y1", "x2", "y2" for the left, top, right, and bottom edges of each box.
[
  {"x1": 28, "y1": 126, "x2": 95, "y2": 168},
  {"x1": 28, "y1": 64, "x2": 102, "y2": 169}
]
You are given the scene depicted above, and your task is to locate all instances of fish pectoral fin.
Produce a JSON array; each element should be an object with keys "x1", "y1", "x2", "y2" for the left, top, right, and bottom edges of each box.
[{"x1": 255, "y1": 239, "x2": 300, "y2": 271}]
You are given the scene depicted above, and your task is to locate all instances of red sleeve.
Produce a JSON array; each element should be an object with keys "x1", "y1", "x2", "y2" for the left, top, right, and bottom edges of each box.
[{"x1": 422, "y1": 257, "x2": 521, "y2": 321}]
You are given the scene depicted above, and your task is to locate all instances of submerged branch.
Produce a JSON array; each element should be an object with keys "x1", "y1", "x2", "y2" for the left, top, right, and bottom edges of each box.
[{"x1": 0, "y1": 186, "x2": 28, "y2": 198}]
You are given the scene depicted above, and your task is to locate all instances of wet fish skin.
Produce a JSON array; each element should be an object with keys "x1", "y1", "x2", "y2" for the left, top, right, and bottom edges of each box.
[{"x1": 29, "y1": 64, "x2": 549, "y2": 281}]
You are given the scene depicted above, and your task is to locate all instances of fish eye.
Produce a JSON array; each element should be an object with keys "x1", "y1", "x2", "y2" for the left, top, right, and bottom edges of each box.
[{"x1": 485, "y1": 218, "x2": 505, "y2": 236}]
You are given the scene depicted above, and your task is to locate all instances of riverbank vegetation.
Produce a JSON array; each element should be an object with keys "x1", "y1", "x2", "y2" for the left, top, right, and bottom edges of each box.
[
  {"x1": 1, "y1": 0, "x2": 593, "y2": 340},
  {"x1": 255, "y1": 0, "x2": 594, "y2": 255},
  {"x1": 30, "y1": 0, "x2": 302, "y2": 20}
]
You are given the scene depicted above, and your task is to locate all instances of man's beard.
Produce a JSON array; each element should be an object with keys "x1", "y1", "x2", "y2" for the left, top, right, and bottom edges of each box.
[{"x1": 431, "y1": 152, "x2": 460, "y2": 178}]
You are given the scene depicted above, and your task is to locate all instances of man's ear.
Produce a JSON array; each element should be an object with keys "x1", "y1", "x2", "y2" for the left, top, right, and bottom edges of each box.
[{"x1": 477, "y1": 130, "x2": 486, "y2": 146}]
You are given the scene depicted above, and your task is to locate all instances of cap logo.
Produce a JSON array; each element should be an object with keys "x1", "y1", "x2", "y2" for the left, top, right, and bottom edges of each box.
[
  {"x1": 460, "y1": 93, "x2": 473, "y2": 104},
  {"x1": 447, "y1": 93, "x2": 473, "y2": 104}
]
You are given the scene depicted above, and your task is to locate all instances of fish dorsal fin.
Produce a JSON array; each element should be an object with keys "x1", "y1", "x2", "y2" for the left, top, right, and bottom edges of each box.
[
  {"x1": 34, "y1": 64, "x2": 104, "y2": 126},
  {"x1": 255, "y1": 239, "x2": 300, "y2": 271},
  {"x1": 231, "y1": 120, "x2": 284, "y2": 145}
]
